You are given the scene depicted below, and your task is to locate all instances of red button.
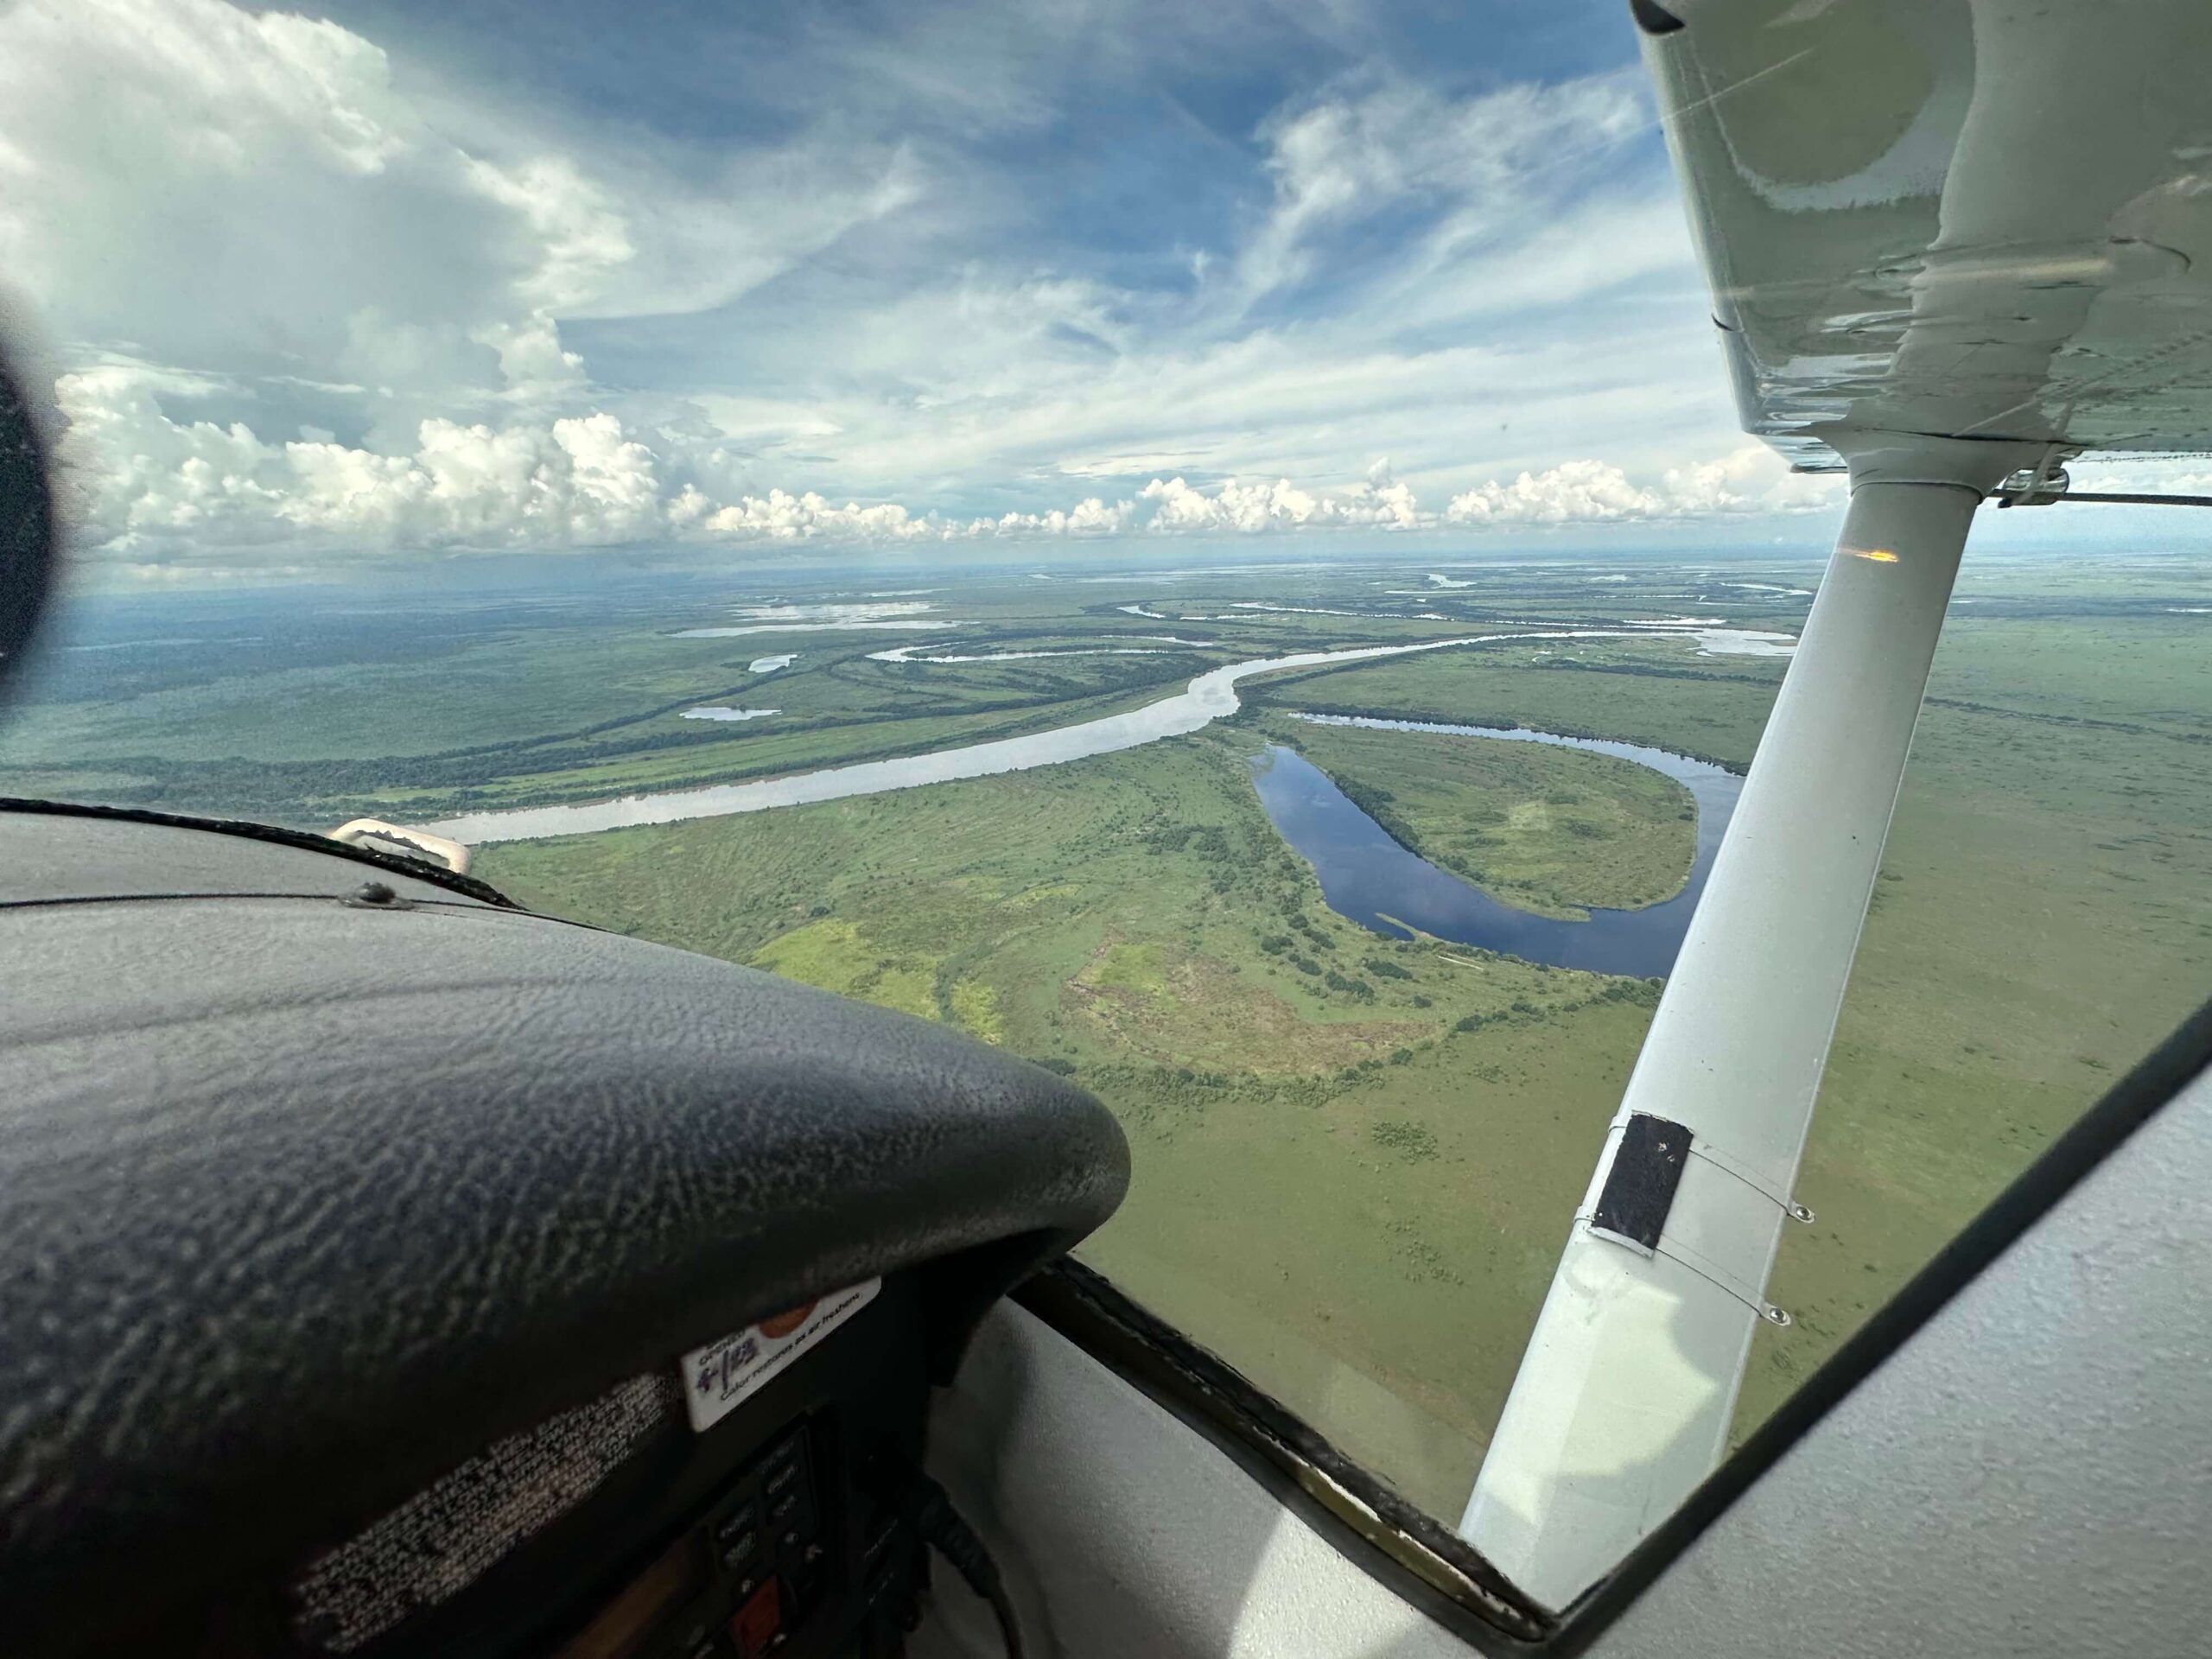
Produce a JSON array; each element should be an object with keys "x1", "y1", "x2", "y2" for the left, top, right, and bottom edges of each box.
[{"x1": 728, "y1": 1579, "x2": 781, "y2": 1658}]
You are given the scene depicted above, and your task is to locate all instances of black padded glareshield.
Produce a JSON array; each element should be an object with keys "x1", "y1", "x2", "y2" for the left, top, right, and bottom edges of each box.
[{"x1": 0, "y1": 810, "x2": 1128, "y2": 1652}]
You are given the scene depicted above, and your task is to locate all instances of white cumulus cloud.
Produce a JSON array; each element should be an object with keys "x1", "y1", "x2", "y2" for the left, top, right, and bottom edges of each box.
[
  {"x1": 58, "y1": 354, "x2": 1839, "y2": 559},
  {"x1": 0, "y1": 0, "x2": 635, "y2": 429},
  {"x1": 1135, "y1": 466, "x2": 1421, "y2": 535},
  {"x1": 57, "y1": 364, "x2": 669, "y2": 550},
  {"x1": 9, "y1": 0, "x2": 1821, "y2": 574},
  {"x1": 1446, "y1": 448, "x2": 1839, "y2": 525}
]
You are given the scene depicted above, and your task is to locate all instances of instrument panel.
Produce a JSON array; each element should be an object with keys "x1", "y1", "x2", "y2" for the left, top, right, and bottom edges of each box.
[
  {"x1": 0, "y1": 804, "x2": 1128, "y2": 1656},
  {"x1": 554, "y1": 1416, "x2": 843, "y2": 1659},
  {"x1": 296, "y1": 1276, "x2": 931, "y2": 1659}
]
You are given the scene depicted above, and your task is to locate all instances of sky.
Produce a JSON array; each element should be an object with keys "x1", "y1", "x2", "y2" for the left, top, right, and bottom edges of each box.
[{"x1": 0, "y1": 0, "x2": 1953, "y2": 578}]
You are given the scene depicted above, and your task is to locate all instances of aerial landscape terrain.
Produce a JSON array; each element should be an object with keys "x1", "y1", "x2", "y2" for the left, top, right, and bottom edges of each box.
[{"x1": 4, "y1": 548, "x2": 2207, "y2": 1520}]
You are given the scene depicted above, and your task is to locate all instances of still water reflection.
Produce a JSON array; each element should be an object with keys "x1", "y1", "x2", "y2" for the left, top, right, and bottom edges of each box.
[{"x1": 1252, "y1": 715, "x2": 1742, "y2": 977}]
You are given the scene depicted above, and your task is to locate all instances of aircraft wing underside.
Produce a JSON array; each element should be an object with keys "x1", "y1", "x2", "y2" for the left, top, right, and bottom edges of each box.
[{"x1": 1650, "y1": 0, "x2": 2212, "y2": 471}]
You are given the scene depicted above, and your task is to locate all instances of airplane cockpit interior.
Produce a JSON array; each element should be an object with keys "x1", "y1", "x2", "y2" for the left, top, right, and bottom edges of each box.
[{"x1": 3, "y1": 3, "x2": 2209, "y2": 1656}]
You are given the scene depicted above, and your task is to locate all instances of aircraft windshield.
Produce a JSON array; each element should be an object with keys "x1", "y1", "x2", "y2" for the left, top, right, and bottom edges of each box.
[{"x1": 3, "y1": 0, "x2": 2207, "y2": 1583}]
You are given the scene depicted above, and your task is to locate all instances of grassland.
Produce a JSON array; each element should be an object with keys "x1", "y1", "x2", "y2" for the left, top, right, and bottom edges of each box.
[
  {"x1": 1739, "y1": 604, "x2": 2212, "y2": 1429},
  {"x1": 0, "y1": 621, "x2": 1218, "y2": 823},
  {"x1": 1260, "y1": 713, "x2": 1699, "y2": 917},
  {"x1": 0, "y1": 557, "x2": 1818, "y2": 824},
  {"x1": 19, "y1": 551, "x2": 2212, "y2": 1517},
  {"x1": 483, "y1": 728, "x2": 1664, "y2": 1515},
  {"x1": 1254, "y1": 586, "x2": 2212, "y2": 1440},
  {"x1": 1246, "y1": 634, "x2": 1787, "y2": 772},
  {"x1": 0, "y1": 572, "x2": 1325, "y2": 822}
]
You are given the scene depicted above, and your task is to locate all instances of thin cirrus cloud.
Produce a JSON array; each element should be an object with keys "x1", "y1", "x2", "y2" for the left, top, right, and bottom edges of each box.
[{"x1": 0, "y1": 0, "x2": 1822, "y2": 571}]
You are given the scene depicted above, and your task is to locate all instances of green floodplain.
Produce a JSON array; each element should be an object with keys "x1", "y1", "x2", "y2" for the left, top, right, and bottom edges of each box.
[{"x1": 9, "y1": 552, "x2": 2209, "y2": 1522}]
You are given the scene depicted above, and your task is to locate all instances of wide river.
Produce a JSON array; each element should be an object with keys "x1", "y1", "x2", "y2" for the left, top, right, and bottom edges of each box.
[
  {"x1": 424, "y1": 630, "x2": 1650, "y2": 844},
  {"x1": 1252, "y1": 715, "x2": 1741, "y2": 977},
  {"x1": 427, "y1": 634, "x2": 1741, "y2": 974}
]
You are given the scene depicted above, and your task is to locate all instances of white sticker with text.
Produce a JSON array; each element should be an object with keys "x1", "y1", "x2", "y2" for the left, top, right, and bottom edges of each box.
[{"x1": 681, "y1": 1279, "x2": 882, "y2": 1433}]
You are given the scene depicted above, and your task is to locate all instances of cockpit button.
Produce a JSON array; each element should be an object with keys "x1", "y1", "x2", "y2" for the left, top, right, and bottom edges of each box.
[
  {"x1": 728, "y1": 1580, "x2": 782, "y2": 1659},
  {"x1": 713, "y1": 1500, "x2": 760, "y2": 1548},
  {"x1": 718, "y1": 1525, "x2": 761, "y2": 1574},
  {"x1": 762, "y1": 1426, "x2": 806, "y2": 1471}
]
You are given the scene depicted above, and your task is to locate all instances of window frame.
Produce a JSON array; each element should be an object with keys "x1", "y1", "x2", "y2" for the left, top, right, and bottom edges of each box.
[{"x1": 1014, "y1": 992, "x2": 2212, "y2": 1653}]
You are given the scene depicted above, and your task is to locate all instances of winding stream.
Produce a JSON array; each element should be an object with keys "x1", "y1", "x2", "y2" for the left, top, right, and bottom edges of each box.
[{"x1": 1251, "y1": 715, "x2": 1741, "y2": 976}]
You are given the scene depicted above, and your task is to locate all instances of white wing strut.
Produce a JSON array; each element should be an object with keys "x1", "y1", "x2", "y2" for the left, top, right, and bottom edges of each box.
[{"x1": 1459, "y1": 437, "x2": 2033, "y2": 1609}]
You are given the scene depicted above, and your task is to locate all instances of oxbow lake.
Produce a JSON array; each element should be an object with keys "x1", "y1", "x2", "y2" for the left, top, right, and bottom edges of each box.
[
  {"x1": 424, "y1": 638, "x2": 1745, "y2": 977},
  {"x1": 1252, "y1": 715, "x2": 1742, "y2": 977}
]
